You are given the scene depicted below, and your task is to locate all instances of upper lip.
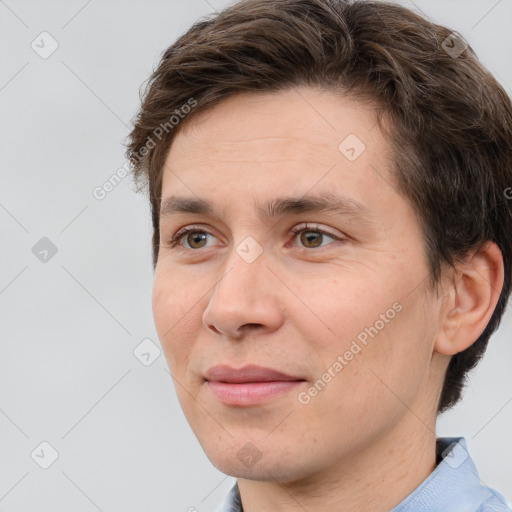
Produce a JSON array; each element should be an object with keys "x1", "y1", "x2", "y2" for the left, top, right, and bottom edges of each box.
[{"x1": 204, "y1": 364, "x2": 305, "y2": 383}]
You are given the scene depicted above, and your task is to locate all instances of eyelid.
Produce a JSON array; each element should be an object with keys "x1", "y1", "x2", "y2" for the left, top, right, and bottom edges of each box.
[
  {"x1": 287, "y1": 223, "x2": 343, "y2": 249},
  {"x1": 289, "y1": 222, "x2": 341, "y2": 238},
  {"x1": 173, "y1": 224, "x2": 210, "y2": 240}
]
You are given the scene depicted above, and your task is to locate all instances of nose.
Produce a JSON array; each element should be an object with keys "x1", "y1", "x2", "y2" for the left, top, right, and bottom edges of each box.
[{"x1": 202, "y1": 245, "x2": 284, "y2": 339}]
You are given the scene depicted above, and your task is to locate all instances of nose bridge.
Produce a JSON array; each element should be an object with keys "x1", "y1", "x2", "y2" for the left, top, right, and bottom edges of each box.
[
  {"x1": 214, "y1": 231, "x2": 269, "y2": 296},
  {"x1": 202, "y1": 237, "x2": 283, "y2": 337}
]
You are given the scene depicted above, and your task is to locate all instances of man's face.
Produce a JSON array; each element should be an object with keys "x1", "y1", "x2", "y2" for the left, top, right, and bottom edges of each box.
[{"x1": 153, "y1": 87, "x2": 444, "y2": 482}]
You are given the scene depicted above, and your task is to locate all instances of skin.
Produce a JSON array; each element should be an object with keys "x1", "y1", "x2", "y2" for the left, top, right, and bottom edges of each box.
[{"x1": 152, "y1": 86, "x2": 504, "y2": 512}]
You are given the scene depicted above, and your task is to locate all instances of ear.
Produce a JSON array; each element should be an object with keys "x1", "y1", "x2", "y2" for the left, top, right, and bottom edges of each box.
[{"x1": 434, "y1": 241, "x2": 504, "y2": 356}]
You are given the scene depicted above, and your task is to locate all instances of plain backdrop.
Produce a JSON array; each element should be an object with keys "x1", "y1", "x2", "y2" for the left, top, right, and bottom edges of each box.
[{"x1": 1, "y1": 0, "x2": 511, "y2": 510}]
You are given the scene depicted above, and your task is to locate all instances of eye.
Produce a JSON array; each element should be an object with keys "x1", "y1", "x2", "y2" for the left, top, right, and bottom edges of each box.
[
  {"x1": 165, "y1": 223, "x2": 343, "y2": 252},
  {"x1": 289, "y1": 223, "x2": 343, "y2": 249},
  {"x1": 167, "y1": 225, "x2": 216, "y2": 250}
]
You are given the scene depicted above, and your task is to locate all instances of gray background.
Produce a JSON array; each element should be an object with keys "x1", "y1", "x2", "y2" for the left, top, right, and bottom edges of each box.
[{"x1": 0, "y1": 0, "x2": 511, "y2": 510}]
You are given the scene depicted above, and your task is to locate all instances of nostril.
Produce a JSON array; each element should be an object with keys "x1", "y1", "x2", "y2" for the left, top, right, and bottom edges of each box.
[{"x1": 208, "y1": 324, "x2": 222, "y2": 334}]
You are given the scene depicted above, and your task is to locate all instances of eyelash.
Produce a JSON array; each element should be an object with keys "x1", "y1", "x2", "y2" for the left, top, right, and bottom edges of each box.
[{"x1": 166, "y1": 223, "x2": 343, "y2": 251}]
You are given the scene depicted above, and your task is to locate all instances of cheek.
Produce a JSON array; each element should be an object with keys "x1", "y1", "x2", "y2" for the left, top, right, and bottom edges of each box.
[
  {"x1": 338, "y1": 291, "x2": 435, "y2": 414},
  {"x1": 301, "y1": 271, "x2": 431, "y2": 398},
  {"x1": 293, "y1": 272, "x2": 395, "y2": 347},
  {"x1": 152, "y1": 278, "x2": 174, "y2": 344},
  {"x1": 152, "y1": 265, "x2": 201, "y2": 330},
  {"x1": 152, "y1": 271, "x2": 201, "y2": 371}
]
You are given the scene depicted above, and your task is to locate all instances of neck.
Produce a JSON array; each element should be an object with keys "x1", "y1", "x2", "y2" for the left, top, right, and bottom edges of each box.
[{"x1": 237, "y1": 413, "x2": 438, "y2": 512}]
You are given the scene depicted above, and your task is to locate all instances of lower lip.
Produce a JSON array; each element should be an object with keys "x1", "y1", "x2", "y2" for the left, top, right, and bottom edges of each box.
[{"x1": 207, "y1": 380, "x2": 305, "y2": 406}]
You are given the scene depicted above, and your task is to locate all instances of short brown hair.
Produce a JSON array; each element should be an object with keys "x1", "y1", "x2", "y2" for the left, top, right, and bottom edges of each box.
[{"x1": 125, "y1": 0, "x2": 512, "y2": 414}]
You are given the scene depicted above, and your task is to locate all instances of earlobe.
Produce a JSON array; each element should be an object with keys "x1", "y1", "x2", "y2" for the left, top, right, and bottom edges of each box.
[{"x1": 434, "y1": 241, "x2": 504, "y2": 356}]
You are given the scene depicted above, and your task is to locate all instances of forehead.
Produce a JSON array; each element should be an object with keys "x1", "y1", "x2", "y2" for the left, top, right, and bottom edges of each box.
[
  {"x1": 170, "y1": 87, "x2": 384, "y2": 164},
  {"x1": 160, "y1": 87, "x2": 397, "y2": 217}
]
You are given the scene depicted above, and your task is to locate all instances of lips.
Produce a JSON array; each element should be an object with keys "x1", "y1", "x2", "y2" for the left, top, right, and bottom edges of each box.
[
  {"x1": 204, "y1": 364, "x2": 306, "y2": 406},
  {"x1": 204, "y1": 364, "x2": 304, "y2": 383}
]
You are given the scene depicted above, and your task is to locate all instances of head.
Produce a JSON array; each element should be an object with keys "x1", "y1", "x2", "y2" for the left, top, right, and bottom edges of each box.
[{"x1": 126, "y1": 0, "x2": 512, "y2": 482}]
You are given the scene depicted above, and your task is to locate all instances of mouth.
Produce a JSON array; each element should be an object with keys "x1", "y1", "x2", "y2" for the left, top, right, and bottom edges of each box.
[{"x1": 204, "y1": 364, "x2": 307, "y2": 406}]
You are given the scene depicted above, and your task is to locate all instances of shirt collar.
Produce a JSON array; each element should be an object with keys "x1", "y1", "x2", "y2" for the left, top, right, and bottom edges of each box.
[{"x1": 216, "y1": 437, "x2": 510, "y2": 512}]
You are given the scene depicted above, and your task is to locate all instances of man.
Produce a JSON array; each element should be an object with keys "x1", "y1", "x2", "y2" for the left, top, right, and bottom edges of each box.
[{"x1": 125, "y1": 0, "x2": 512, "y2": 510}]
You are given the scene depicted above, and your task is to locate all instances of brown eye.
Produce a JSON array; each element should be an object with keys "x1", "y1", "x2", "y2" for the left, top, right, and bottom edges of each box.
[
  {"x1": 299, "y1": 230, "x2": 324, "y2": 248},
  {"x1": 185, "y1": 231, "x2": 208, "y2": 249}
]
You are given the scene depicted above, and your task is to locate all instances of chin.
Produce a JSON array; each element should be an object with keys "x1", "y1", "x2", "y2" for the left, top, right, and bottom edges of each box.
[{"x1": 206, "y1": 446, "x2": 313, "y2": 484}]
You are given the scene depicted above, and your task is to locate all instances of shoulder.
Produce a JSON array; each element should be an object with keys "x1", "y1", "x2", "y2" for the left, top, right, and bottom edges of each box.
[{"x1": 477, "y1": 490, "x2": 512, "y2": 512}]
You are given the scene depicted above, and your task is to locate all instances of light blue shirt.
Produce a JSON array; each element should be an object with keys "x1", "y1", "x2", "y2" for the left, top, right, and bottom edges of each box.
[{"x1": 216, "y1": 437, "x2": 512, "y2": 511}]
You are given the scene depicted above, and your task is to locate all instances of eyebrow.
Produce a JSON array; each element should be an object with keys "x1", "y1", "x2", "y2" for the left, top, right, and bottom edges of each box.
[{"x1": 159, "y1": 192, "x2": 374, "y2": 225}]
